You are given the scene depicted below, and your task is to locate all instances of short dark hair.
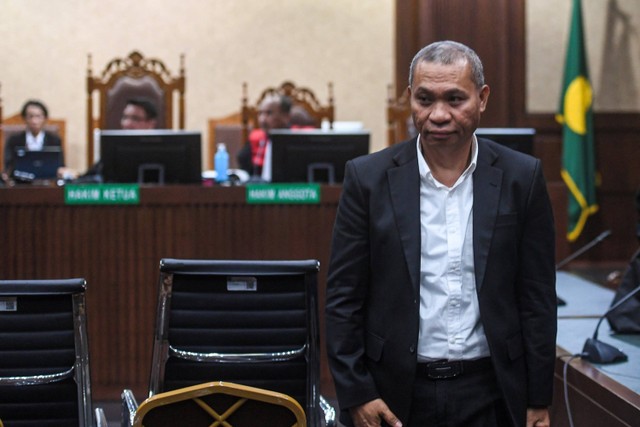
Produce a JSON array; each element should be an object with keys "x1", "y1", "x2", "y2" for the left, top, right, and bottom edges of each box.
[
  {"x1": 409, "y1": 40, "x2": 485, "y2": 89},
  {"x1": 21, "y1": 99, "x2": 49, "y2": 119},
  {"x1": 125, "y1": 98, "x2": 158, "y2": 120}
]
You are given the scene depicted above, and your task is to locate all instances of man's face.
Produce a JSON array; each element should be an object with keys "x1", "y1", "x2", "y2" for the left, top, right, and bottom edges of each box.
[
  {"x1": 24, "y1": 105, "x2": 46, "y2": 136},
  {"x1": 121, "y1": 104, "x2": 156, "y2": 130},
  {"x1": 409, "y1": 59, "x2": 489, "y2": 152},
  {"x1": 257, "y1": 98, "x2": 289, "y2": 132}
]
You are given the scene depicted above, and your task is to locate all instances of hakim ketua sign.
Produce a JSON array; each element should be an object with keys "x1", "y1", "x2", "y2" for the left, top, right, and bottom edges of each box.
[{"x1": 65, "y1": 184, "x2": 140, "y2": 205}]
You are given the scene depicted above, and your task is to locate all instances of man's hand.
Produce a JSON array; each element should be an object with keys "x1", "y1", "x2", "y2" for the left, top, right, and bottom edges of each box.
[
  {"x1": 526, "y1": 407, "x2": 550, "y2": 427},
  {"x1": 349, "y1": 398, "x2": 402, "y2": 427}
]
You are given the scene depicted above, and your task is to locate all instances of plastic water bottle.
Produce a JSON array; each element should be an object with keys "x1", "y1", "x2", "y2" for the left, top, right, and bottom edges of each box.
[{"x1": 214, "y1": 143, "x2": 229, "y2": 183}]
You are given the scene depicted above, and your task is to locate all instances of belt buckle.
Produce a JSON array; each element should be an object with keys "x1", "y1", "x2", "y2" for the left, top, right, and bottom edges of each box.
[{"x1": 427, "y1": 361, "x2": 463, "y2": 379}]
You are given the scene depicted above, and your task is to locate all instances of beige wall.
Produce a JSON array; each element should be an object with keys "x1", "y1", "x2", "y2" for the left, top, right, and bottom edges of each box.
[
  {"x1": 0, "y1": 0, "x2": 394, "y2": 171},
  {"x1": 527, "y1": 0, "x2": 640, "y2": 113}
]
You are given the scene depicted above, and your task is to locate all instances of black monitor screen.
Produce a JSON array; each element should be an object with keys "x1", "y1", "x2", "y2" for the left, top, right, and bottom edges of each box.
[
  {"x1": 269, "y1": 130, "x2": 370, "y2": 184},
  {"x1": 100, "y1": 130, "x2": 202, "y2": 184},
  {"x1": 475, "y1": 128, "x2": 535, "y2": 156}
]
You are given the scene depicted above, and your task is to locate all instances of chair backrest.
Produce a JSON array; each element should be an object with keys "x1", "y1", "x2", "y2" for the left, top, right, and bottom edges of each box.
[
  {"x1": 132, "y1": 381, "x2": 306, "y2": 427},
  {"x1": 386, "y1": 84, "x2": 416, "y2": 146},
  {"x1": 86, "y1": 50, "x2": 186, "y2": 166},
  {"x1": 207, "y1": 112, "x2": 243, "y2": 170},
  {"x1": 1, "y1": 112, "x2": 66, "y2": 173},
  {"x1": 241, "y1": 81, "x2": 334, "y2": 144},
  {"x1": 0, "y1": 279, "x2": 94, "y2": 427},
  {"x1": 0, "y1": 86, "x2": 3, "y2": 170},
  {"x1": 207, "y1": 82, "x2": 334, "y2": 171},
  {"x1": 148, "y1": 259, "x2": 321, "y2": 426}
]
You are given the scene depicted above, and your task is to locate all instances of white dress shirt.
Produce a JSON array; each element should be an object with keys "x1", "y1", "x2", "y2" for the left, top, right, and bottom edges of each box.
[
  {"x1": 261, "y1": 140, "x2": 272, "y2": 182},
  {"x1": 26, "y1": 131, "x2": 45, "y2": 151},
  {"x1": 416, "y1": 135, "x2": 490, "y2": 362}
]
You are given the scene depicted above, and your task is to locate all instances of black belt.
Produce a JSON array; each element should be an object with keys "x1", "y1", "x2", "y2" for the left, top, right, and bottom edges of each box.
[{"x1": 416, "y1": 357, "x2": 492, "y2": 380}]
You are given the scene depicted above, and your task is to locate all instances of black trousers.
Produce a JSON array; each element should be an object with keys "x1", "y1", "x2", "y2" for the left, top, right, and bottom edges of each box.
[{"x1": 407, "y1": 363, "x2": 512, "y2": 427}]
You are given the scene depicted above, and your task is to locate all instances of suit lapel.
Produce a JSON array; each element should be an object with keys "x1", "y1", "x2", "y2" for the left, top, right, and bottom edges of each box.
[
  {"x1": 473, "y1": 141, "x2": 502, "y2": 291},
  {"x1": 387, "y1": 140, "x2": 421, "y2": 293}
]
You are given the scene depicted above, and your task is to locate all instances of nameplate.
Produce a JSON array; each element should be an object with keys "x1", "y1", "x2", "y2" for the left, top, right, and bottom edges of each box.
[
  {"x1": 0, "y1": 297, "x2": 17, "y2": 312},
  {"x1": 64, "y1": 184, "x2": 140, "y2": 205},
  {"x1": 246, "y1": 183, "x2": 321, "y2": 204}
]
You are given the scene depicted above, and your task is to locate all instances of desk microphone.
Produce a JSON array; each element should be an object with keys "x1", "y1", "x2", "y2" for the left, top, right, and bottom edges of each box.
[
  {"x1": 582, "y1": 282, "x2": 640, "y2": 364},
  {"x1": 555, "y1": 230, "x2": 612, "y2": 306},
  {"x1": 556, "y1": 230, "x2": 612, "y2": 270}
]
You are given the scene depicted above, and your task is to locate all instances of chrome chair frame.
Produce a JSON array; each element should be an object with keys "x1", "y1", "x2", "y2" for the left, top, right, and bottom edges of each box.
[
  {"x1": 142, "y1": 258, "x2": 335, "y2": 427},
  {"x1": 0, "y1": 279, "x2": 105, "y2": 427}
]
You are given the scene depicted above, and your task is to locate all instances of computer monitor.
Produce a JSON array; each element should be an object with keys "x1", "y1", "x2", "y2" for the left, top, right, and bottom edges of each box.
[
  {"x1": 269, "y1": 129, "x2": 370, "y2": 184},
  {"x1": 475, "y1": 128, "x2": 535, "y2": 156},
  {"x1": 100, "y1": 130, "x2": 202, "y2": 184}
]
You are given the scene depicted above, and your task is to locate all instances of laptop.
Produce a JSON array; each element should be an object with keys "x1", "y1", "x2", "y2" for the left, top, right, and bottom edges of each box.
[{"x1": 12, "y1": 147, "x2": 63, "y2": 180}]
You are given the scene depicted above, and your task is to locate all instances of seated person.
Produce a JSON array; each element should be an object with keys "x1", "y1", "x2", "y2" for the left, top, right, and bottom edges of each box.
[
  {"x1": 237, "y1": 94, "x2": 292, "y2": 178},
  {"x1": 60, "y1": 97, "x2": 158, "y2": 180},
  {"x1": 289, "y1": 104, "x2": 316, "y2": 129},
  {"x1": 3, "y1": 99, "x2": 64, "y2": 176},
  {"x1": 119, "y1": 97, "x2": 158, "y2": 130}
]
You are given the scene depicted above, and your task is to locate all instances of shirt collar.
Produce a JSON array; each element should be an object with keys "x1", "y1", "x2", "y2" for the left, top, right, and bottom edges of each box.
[
  {"x1": 416, "y1": 134, "x2": 478, "y2": 186},
  {"x1": 26, "y1": 131, "x2": 45, "y2": 150}
]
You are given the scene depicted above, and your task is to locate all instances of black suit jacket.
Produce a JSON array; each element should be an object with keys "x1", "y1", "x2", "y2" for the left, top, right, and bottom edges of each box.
[
  {"x1": 3, "y1": 131, "x2": 64, "y2": 172},
  {"x1": 326, "y1": 137, "x2": 557, "y2": 427}
]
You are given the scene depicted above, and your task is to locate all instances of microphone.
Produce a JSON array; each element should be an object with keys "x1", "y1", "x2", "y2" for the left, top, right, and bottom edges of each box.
[
  {"x1": 582, "y1": 282, "x2": 640, "y2": 364},
  {"x1": 556, "y1": 230, "x2": 612, "y2": 306},
  {"x1": 556, "y1": 230, "x2": 612, "y2": 270}
]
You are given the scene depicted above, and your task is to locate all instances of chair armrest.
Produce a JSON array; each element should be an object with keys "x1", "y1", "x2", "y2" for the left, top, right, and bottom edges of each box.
[
  {"x1": 320, "y1": 394, "x2": 337, "y2": 427},
  {"x1": 95, "y1": 407, "x2": 108, "y2": 427},
  {"x1": 121, "y1": 389, "x2": 139, "y2": 427}
]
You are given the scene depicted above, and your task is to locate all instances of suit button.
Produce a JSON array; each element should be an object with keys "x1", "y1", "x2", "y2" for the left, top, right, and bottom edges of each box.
[{"x1": 409, "y1": 345, "x2": 415, "y2": 353}]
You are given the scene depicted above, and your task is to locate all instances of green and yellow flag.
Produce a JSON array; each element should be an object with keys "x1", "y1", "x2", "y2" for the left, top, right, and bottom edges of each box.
[{"x1": 556, "y1": 0, "x2": 598, "y2": 242}]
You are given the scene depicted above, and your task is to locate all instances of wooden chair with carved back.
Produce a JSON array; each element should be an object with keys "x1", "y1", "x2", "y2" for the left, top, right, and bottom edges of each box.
[
  {"x1": 386, "y1": 84, "x2": 416, "y2": 146},
  {"x1": 86, "y1": 50, "x2": 185, "y2": 167},
  {"x1": 206, "y1": 81, "x2": 334, "y2": 170}
]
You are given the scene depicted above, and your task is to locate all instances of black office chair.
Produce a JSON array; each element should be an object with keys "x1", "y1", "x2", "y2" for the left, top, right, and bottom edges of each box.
[
  {"x1": 122, "y1": 258, "x2": 335, "y2": 427},
  {"x1": 0, "y1": 279, "x2": 106, "y2": 427}
]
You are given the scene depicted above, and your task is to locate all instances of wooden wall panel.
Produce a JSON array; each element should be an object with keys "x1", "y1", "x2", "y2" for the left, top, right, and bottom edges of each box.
[{"x1": 394, "y1": 0, "x2": 525, "y2": 127}]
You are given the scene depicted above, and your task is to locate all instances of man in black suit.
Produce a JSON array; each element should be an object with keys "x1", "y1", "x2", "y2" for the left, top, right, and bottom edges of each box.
[
  {"x1": 58, "y1": 97, "x2": 158, "y2": 181},
  {"x1": 326, "y1": 41, "x2": 556, "y2": 427},
  {"x1": 3, "y1": 99, "x2": 63, "y2": 174}
]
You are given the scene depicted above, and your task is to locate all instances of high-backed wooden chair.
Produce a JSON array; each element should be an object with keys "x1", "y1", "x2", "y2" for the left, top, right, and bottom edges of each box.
[
  {"x1": 241, "y1": 81, "x2": 334, "y2": 144},
  {"x1": 207, "y1": 81, "x2": 334, "y2": 170},
  {"x1": 86, "y1": 50, "x2": 186, "y2": 166},
  {"x1": 207, "y1": 111, "x2": 243, "y2": 170},
  {"x1": 386, "y1": 84, "x2": 416, "y2": 146},
  {"x1": 0, "y1": 85, "x2": 3, "y2": 165}
]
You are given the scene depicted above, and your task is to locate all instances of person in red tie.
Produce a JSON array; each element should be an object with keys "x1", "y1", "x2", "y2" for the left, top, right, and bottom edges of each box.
[{"x1": 238, "y1": 94, "x2": 292, "y2": 178}]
